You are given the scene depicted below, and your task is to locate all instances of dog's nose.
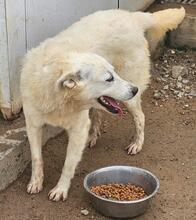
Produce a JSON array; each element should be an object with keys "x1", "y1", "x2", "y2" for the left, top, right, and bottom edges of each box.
[{"x1": 132, "y1": 87, "x2": 138, "y2": 96}]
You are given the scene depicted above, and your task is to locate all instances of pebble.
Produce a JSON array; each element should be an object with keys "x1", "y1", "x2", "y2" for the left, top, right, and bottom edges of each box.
[
  {"x1": 176, "y1": 82, "x2": 182, "y2": 89},
  {"x1": 185, "y1": 86, "x2": 191, "y2": 92},
  {"x1": 189, "y1": 89, "x2": 196, "y2": 97},
  {"x1": 81, "y1": 209, "x2": 89, "y2": 216},
  {"x1": 182, "y1": 79, "x2": 189, "y2": 84},
  {"x1": 153, "y1": 91, "x2": 162, "y2": 100},
  {"x1": 172, "y1": 66, "x2": 188, "y2": 78},
  {"x1": 183, "y1": 120, "x2": 190, "y2": 125},
  {"x1": 177, "y1": 92, "x2": 184, "y2": 98},
  {"x1": 170, "y1": 82, "x2": 174, "y2": 88},
  {"x1": 160, "y1": 77, "x2": 167, "y2": 82},
  {"x1": 177, "y1": 76, "x2": 182, "y2": 81},
  {"x1": 156, "y1": 77, "x2": 162, "y2": 82},
  {"x1": 173, "y1": 90, "x2": 179, "y2": 95},
  {"x1": 163, "y1": 85, "x2": 169, "y2": 90}
]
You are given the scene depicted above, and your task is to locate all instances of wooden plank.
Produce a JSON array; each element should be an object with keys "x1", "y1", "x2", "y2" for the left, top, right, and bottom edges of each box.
[
  {"x1": 26, "y1": 0, "x2": 118, "y2": 49},
  {"x1": 0, "y1": 0, "x2": 11, "y2": 111},
  {"x1": 119, "y1": 0, "x2": 155, "y2": 11},
  {"x1": 5, "y1": 0, "x2": 26, "y2": 114}
]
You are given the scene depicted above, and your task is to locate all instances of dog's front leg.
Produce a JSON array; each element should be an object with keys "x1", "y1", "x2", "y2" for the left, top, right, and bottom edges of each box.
[
  {"x1": 48, "y1": 112, "x2": 91, "y2": 201},
  {"x1": 124, "y1": 96, "x2": 145, "y2": 155},
  {"x1": 25, "y1": 118, "x2": 44, "y2": 194}
]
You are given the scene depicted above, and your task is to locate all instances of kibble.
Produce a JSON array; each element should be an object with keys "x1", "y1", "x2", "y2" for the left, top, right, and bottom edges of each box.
[{"x1": 90, "y1": 183, "x2": 146, "y2": 201}]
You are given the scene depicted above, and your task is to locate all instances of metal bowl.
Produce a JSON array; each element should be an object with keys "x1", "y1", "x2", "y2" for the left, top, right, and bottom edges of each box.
[{"x1": 84, "y1": 166, "x2": 159, "y2": 218}]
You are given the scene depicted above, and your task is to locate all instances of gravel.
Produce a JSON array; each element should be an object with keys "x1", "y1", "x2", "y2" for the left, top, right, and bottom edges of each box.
[{"x1": 152, "y1": 47, "x2": 196, "y2": 104}]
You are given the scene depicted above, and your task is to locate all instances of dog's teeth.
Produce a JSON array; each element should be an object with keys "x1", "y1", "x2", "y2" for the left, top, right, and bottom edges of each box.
[
  {"x1": 103, "y1": 99, "x2": 108, "y2": 105},
  {"x1": 100, "y1": 97, "x2": 110, "y2": 105}
]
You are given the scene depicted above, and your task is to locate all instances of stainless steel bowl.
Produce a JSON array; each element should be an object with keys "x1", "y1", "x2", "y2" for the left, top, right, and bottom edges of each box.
[{"x1": 84, "y1": 166, "x2": 159, "y2": 218}]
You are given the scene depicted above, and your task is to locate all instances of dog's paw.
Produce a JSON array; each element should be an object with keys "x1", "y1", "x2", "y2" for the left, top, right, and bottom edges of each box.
[
  {"x1": 48, "y1": 185, "x2": 68, "y2": 202},
  {"x1": 87, "y1": 134, "x2": 98, "y2": 148},
  {"x1": 27, "y1": 179, "x2": 43, "y2": 194},
  {"x1": 125, "y1": 142, "x2": 142, "y2": 155}
]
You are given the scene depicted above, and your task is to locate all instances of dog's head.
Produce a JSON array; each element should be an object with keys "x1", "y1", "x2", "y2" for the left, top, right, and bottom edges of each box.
[{"x1": 52, "y1": 53, "x2": 138, "y2": 115}]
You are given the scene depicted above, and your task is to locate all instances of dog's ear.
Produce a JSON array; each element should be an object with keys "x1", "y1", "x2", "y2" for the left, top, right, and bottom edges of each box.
[
  {"x1": 43, "y1": 58, "x2": 82, "y2": 89},
  {"x1": 56, "y1": 72, "x2": 81, "y2": 89}
]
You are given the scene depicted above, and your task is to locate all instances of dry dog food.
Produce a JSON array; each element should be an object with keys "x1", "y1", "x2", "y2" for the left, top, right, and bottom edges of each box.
[{"x1": 90, "y1": 183, "x2": 146, "y2": 201}]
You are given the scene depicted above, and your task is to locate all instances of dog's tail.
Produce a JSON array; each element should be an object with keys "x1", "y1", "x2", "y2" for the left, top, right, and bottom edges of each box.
[{"x1": 146, "y1": 7, "x2": 186, "y2": 54}]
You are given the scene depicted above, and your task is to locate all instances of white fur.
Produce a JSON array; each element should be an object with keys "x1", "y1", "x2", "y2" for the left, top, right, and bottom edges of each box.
[{"x1": 20, "y1": 8, "x2": 185, "y2": 201}]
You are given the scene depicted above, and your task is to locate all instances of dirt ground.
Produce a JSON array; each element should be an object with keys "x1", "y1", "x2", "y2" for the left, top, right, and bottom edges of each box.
[{"x1": 0, "y1": 47, "x2": 196, "y2": 220}]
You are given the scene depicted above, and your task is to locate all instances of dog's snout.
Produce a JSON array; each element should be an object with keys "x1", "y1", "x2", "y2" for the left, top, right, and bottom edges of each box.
[{"x1": 132, "y1": 86, "x2": 138, "y2": 96}]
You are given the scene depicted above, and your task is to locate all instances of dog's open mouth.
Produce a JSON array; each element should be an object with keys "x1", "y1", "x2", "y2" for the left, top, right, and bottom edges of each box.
[{"x1": 97, "y1": 96, "x2": 124, "y2": 116}]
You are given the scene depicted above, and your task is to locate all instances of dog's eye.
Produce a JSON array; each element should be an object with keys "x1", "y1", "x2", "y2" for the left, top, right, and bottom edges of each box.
[{"x1": 106, "y1": 75, "x2": 114, "y2": 82}]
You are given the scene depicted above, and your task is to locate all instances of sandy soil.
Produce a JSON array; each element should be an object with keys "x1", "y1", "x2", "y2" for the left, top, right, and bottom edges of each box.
[{"x1": 0, "y1": 48, "x2": 195, "y2": 220}]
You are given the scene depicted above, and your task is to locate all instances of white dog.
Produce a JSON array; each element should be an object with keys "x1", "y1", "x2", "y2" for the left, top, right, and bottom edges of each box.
[{"x1": 20, "y1": 8, "x2": 185, "y2": 201}]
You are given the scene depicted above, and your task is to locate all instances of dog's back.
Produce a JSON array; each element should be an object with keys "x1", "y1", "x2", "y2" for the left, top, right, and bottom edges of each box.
[{"x1": 21, "y1": 8, "x2": 185, "y2": 105}]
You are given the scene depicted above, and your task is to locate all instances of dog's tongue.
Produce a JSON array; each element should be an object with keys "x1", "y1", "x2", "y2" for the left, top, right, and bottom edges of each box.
[{"x1": 103, "y1": 96, "x2": 124, "y2": 116}]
